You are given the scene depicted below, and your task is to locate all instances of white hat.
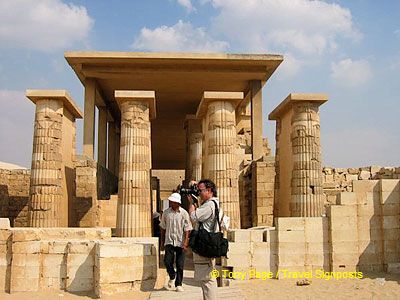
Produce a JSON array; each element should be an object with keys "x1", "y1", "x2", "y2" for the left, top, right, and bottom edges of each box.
[{"x1": 167, "y1": 192, "x2": 181, "y2": 204}]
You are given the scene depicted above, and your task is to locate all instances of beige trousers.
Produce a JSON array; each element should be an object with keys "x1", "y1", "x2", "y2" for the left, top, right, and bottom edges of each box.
[
  {"x1": 193, "y1": 252, "x2": 217, "y2": 300},
  {"x1": 200, "y1": 278, "x2": 217, "y2": 300}
]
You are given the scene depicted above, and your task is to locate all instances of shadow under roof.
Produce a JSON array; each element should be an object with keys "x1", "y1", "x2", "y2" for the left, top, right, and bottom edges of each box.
[{"x1": 65, "y1": 51, "x2": 283, "y2": 169}]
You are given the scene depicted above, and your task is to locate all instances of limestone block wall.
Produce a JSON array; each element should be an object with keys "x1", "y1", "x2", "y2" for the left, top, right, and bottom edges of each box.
[
  {"x1": 151, "y1": 169, "x2": 184, "y2": 209},
  {"x1": 251, "y1": 158, "x2": 275, "y2": 227},
  {"x1": 224, "y1": 181, "x2": 399, "y2": 279},
  {"x1": 279, "y1": 218, "x2": 330, "y2": 273},
  {"x1": 221, "y1": 228, "x2": 277, "y2": 276},
  {"x1": 95, "y1": 237, "x2": 159, "y2": 297},
  {"x1": 239, "y1": 155, "x2": 275, "y2": 229},
  {"x1": 74, "y1": 155, "x2": 99, "y2": 227},
  {"x1": 98, "y1": 195, "x2": 118, "y2": 228},
  {"x1": 329, "y1": 179, "x2": 400, "y2": 273},
  {"x1": 0, "y1": 228, "x2": 11, "y2": 292},
  {"x1": 0, "y1": 169, "x2": 30, "y2": 227},
  {"x1": 239, "y1": 165, "x2": 252, "y2": 229},
  {"x1": 0, "y1": 227, "x2": 159, "y2": 296},
  {"x1": 1, "y1": 227, "x2": 109, "y2": 293},
  {"x1": 323, "y1": 166, "x2": 400, "y2": 204}
]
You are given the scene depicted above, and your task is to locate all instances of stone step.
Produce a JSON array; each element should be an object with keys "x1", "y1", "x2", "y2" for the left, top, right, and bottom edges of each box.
[
  {"x1": 149, "y1": 286, "x2": 243, "y2": 299},
  {"x1": 150, "y1": 270, "x2": 243, "y2": 300}
]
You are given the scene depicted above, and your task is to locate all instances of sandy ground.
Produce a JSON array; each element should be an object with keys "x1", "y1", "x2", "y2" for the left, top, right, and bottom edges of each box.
[
  {"x1": 1, "y1": 272, "x2": 400, "y2": 299},
  {"x1": 0, "y1": 291, "x2": 150, "y2": 300},
  {"x1": 233, "y1": 272, "x2": 400, "y2": 300}
]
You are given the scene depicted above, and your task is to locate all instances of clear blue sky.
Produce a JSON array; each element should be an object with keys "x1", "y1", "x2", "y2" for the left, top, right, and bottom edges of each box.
[{"x1": 1, "y1": 0, "x2": 399, "y2": 168}]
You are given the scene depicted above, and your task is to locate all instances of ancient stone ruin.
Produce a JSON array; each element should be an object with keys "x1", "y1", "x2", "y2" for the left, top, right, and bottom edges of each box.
[{"x1": 0, "y1": 52, "x2": 399, "y2": 296}]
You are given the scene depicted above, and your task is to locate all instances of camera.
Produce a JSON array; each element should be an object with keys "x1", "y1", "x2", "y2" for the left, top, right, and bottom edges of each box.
[{"x1": 178, "y1": 183, "x2": 200, "y2": 204}]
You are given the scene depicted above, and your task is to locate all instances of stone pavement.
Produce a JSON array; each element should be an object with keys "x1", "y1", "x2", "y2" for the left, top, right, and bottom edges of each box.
[{"x1": 149, "y1": 270, "x2": 243, "y2": 300}]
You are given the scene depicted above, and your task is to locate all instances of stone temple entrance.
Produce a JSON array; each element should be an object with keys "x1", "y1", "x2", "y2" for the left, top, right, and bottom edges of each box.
[{"x1": 64, "y1": 52, "x2": 283, "y2": 235}]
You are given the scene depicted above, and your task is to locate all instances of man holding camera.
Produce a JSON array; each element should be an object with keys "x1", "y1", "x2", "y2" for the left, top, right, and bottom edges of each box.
[
  {"x1": 188, "y1": 179, "x2": 219, "y2": 300},
  {"x1": 160, "y1": 192, "x2": 192, "y2": 292}
]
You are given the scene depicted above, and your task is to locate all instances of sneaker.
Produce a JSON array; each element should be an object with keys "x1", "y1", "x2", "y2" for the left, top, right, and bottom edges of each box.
[
  {"x1": 168, "y1": 279, "x2": 175, "y2": 289},
  {"x1": 176, "y1": 286, "x2": 184, "y2": 292}
]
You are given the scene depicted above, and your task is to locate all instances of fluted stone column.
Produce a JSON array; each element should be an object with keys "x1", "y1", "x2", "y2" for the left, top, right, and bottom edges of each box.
[
  {"x1": 115, "y1": 127, "x2": 121, "y2": 178},
  {"x1": 26, "y1": 90, "x2": 83, "y2": 227},
  {"x1": 184, "y1": 115, "x2": 202, "y2": 182},
  {"x1": 115, "y1": 90, "x2": 156, "y2": 237},
  {"x1": 269, "y1": 93, "x2": 327, "y2": 217},
  {"x1": 196, "y1": 91, "x2": 243, "y2": 229}
]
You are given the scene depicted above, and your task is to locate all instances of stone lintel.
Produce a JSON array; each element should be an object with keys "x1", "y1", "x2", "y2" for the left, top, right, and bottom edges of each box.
[
  {"x1": 185, "y1": 114, "x2": 197, "y2": 121},
  {"x1": 184, "y1": 114, "x2": 199, "y2": 128},
  {"x1": 26, "y1": 89, "x2": 83, "y2": 119},
  {"x1": 114, "y1": 90, "x2": 156, "y2": 119},
  {"x1": 196, "y1": 91, "x2": 244, "y2": 119},
  {"x1": 268, "y1": 93, "x2": 328, "y2": 120}
]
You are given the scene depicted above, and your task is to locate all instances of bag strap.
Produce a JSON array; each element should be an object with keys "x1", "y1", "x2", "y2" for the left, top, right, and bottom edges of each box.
[
  {"x1": 198, "y1": 222, "x2": 204, "y2": 230},
  {"x1": 211, "y1": 200, "x2": 222, "y2": 233}
]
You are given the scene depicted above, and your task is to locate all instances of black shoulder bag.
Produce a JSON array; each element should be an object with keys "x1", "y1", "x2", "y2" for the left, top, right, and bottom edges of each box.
[{"x1": 189, "y1": 200, "x2": 229, "y2": 258}]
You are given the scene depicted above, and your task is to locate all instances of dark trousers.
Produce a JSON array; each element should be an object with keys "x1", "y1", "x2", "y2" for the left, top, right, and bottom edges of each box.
[{"x1": 164, "y1": 244, "x2": 185, "y2": 287}]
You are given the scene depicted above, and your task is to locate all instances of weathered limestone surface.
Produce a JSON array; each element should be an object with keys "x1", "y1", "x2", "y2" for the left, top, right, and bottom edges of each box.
[
  {"x1": 94, "y1": 237, "x2": 159, "y2": 297},
  {"x1": 237, "y1": 99, "x2": 273, "y2": 229},
  {"x1": 250, "y1": 80, "x2": 263, "y2": 161},
  {"x1": 26, "y1": 90, "x2": 82, "y2": 227},
  {"x1": 251, "y1": 157, "x2": 275, "y2": 227},
  {"x1": 239, "y1": 165, "x2": 253, "y2": 229},
  {"x1": 28, "y1": 99, "x2": 63, "y2": 227},
  {"x1": 197, "y1": 92, "x2": 242, "y2": 229},
  {"x1": 0, "y1": 227, "x2": 158, "y2": 294},
  {"x1": 276, "y1": 218, "x2": 330, "y2": 273},
  {"x1": 184, "y1": 115, "x2": 202, "y2": 182},
  {"x1": 328, "y1": 179, "x2": 400, "y2": 273},
  {"x1": 115, "y1": 91, "x2": 155, "y2": 237},
  {"x1": 99, "y1": 195, "x2": 118, "y2": 228},
  {"x1": 223, "y1": 179, "x2": 399, "y2": 278},
  {"x1": 0, "y1": 169, "x2": 30, "y2": 227},
  {"x1": 323, "y1": 166, "x2": 400, "y2": 204},
  {"x1": 290, "y1": 102, "x2": 325, "y2": 217},
  {"x1": 222, "y1": 228, "x2": 277, "y2": 277},
  {"x1": 74, "y1": 155, "x2": 99, "y2": 227},
  {"x1": 269, "y1": 94, "x2": 327, "y2": 217},
  {"x1": 328, "y1": 205, "x2": 359, "y2": 272}
]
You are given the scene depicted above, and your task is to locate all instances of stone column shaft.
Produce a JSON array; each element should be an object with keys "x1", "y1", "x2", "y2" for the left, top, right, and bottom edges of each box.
[
  {"x1": 291, "y1": 102, "x2": 324, "y2": 217},
  {"x1": 115, "y1": 90, "x2": 156, "y2": 237},
  {"x1": 269, "y1": 93, "x2": 327, "y2": 218},
  {"x1": 29, "y1": 99, "x2": 62, "y2": 227},
  {"x1": 115, "y1": 129, "x2": 121, "y2": 177},
  {"x1": 26, "y1": 90, "x2": 83, "y2": 227},
  {"x1": 184, "y1": 115, "x2": 202, "y2": 182},
  {"x1": 197, "y1": 92, "x2": 243, "y2": 229}
]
